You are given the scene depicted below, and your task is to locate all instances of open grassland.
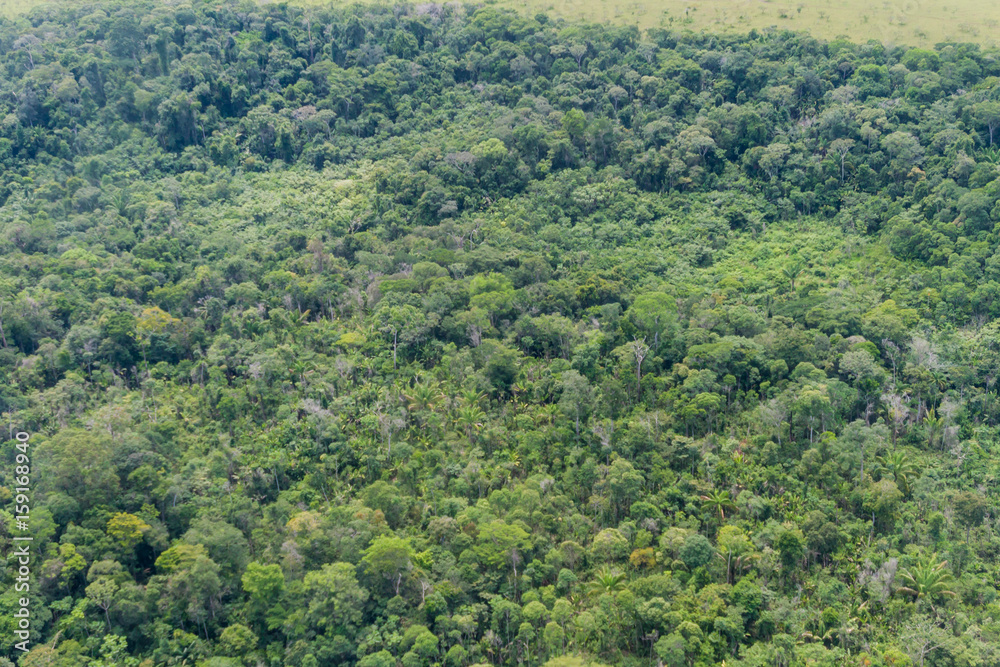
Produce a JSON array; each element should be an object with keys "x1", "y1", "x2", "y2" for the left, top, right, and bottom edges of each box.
[
  {"x1": 0, "y1": 0, "x2": 57, "y2": 17},
  {"x1": 3, "y1": 0, "x2": 999, "y2": 52},
  {"x1": 493, "y1": 0, "x2": 1000, "y2": 48},
  {"x1": 284, "y1": 0, "x2": 1000, "y2": 49},
  {"x1": 0, "y1": 0, "x2": 34, "y2": 16}
]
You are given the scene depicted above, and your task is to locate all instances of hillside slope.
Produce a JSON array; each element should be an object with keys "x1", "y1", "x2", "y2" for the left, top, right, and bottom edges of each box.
[{"x1": 1, "y1": 2, "x2": 1000, "y2": 666}]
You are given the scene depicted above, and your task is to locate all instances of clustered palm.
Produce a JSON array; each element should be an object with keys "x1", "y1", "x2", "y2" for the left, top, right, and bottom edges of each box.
[
  {"x1": 587, "y1": 566, "x2": 627, "y2": 598},
  {"x1": 877, "y1": 451, "x2": 921, "y2": 496},
  {"x1": 898, "y1": 556, "x2": 956, "y2": 601}
]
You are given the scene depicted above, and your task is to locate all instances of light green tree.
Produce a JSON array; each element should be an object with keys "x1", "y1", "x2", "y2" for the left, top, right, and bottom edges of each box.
[
  {"x1": 475, "y1": 520, "x2": 531, "y2": 590},
  {"x1": 627, "y1": 292, "x2": 677, "y2": 350},
  {"x1": 362, "y1": 534, "x2": 416, "y2": 595}
]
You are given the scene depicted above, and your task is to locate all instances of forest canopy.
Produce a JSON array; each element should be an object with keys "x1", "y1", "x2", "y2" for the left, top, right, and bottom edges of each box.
[{"x1": 1, "y1": 1, "x2": 1000, "y2": 666}]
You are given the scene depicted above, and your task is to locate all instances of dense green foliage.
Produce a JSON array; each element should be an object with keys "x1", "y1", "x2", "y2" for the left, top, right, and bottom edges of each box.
[{"x1": 3, "y1": 1, "x2": 1000, "y2": 666}]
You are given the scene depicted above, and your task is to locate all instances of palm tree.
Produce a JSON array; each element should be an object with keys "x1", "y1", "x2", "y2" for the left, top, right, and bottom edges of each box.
[
  {"x1": 898, "y1": 556, "x2": 956, "y2": 601},
  {"x1": 782, "y1": 259, "x2": 805, "y2": 291},
  {"x1": 799, "y1": 627, "x2": 835, "y2": 644},
  {"x1": 587, "y1": 565, "x2": 627, "y2": 598},
  {"x1": 402, "y1": 381, "x2": 440, "y2": 432},
  {"x1": 778, "y1": 491, "x2": 805, "y2": 515},
  {"x1": 460, "y1": 388, "x2": 489, "y2": 408},
  {"x1": 455, "y1": 405, "x2": 485, "y2": 444},
  {"x1": 293, "y1": 357, "x2": 317, "y2": 379},
  {"x1": 877, "y1": 451, "x2": 920, "y2": 496},
  {"x1": 978, "y1": 145, "x2": 1000, "y2": 164},
  {"x1": 403, "y1": 382, "x2": 439, "y2": 412},
  {"x1": 286, "y1": 309, "x2": 312, "y2": 342},
  {"x1": 923, "y1": 409, "x2": 945, "y2": 449},
  {"x1": 534, "y1": 403, "x2": 560, "y2": 427},
  {"x1": 243, "y1": 319, "x2": 264, "y2": 340},
  {"x1": 502, "y1": 448, "x2": 521, "y2": 469},
  {"x1": 700, "y1": 489, "x2": 738, "y2": 520}
]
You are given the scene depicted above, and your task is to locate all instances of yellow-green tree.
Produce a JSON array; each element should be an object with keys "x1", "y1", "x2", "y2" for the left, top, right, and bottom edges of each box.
[{"x1": 106, "y1": 512, "x2": 151, "y2": 552}]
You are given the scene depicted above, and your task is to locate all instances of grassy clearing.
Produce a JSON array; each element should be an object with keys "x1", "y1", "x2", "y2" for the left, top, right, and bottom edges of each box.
[
  {"x1": 0, "y1": 0, "x2": 55, "y2": 18},
  {"x1": 3, "y1": 0, "x2": 996, "y2": 50},
  {"x1": 283, "y1": 0, "x2": 1000, "y2": 49},
  {"x1": 493, "y1": 0, "x2": 1000, "y2": 48}
]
